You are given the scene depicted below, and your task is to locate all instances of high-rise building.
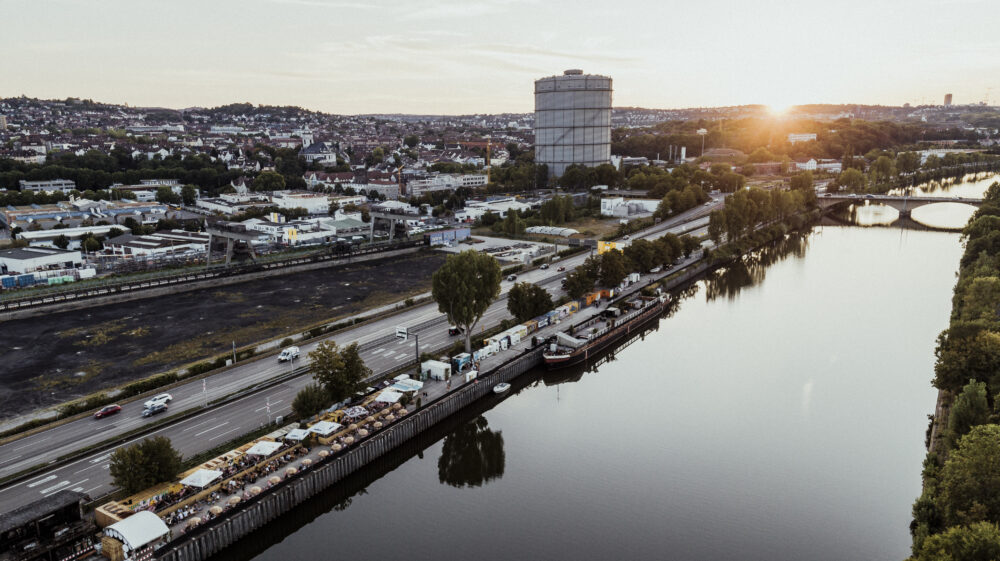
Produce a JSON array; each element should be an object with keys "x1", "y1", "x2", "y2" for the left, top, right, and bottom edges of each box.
[
  {"x1": 944, "y1": 93, "x2": 953, "y2": 106},
  {"x1": 534, "y1": 69, "x2": 612, "y2": 177},
  {"x1": 0, "y1": 115, "x2": 7, "y2": 130}
]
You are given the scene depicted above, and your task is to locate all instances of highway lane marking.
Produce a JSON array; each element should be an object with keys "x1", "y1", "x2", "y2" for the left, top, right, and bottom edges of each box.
[
  {"x1": 10, "y1": 437, "x2": 48, "y2": 452},
  {"x1": 371, "y1": 347, "x2": 386, "y2": 355},
  {"x1": 26, "y1": 475, "x2": 56, "y2": 488},
  {"x1": 194, "y1": 422, "x2": 229, "y2": 437},
  {"x1": 253, "y1": 399, "x2": 283, "y2": 412},
  {"x1": 209, "y1": 428, "x2": 240, "y2": 441},
  {"x1": 0, "y1": 455, "x2": 22, "y2": 466},
  {"x1": 39, "y1": 480, "x2": 71, "y2": 495},
  {"x1": 84, "y1": 485, "x2": 103, "y2": 494},
  {"x1": 89, "y1": 453, "x2": 111, "y2": 464},
  {"x1": 181, "y1": 417, "x2": 218, "y2": 432},
  {"x1": 383, "y1": 350, "x2": 395, "y2": 357}
]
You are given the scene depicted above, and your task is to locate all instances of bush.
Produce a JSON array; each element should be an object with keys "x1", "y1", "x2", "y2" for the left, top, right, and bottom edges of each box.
[
  {"x1": 405, "y1": 298, "x2": 415, "y2": 307},
  {"x1": 280, "y1": 337, "x2": 294, "y2": 347}
]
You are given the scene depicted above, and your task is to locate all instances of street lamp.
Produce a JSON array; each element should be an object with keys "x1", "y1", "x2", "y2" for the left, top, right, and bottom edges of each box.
[{"x1": 697, "y1": 128, "x2": 708, "y2": 157}]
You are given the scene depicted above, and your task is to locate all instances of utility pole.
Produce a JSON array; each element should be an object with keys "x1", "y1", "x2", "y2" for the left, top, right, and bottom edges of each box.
[{"x1": 232, "y1": 341, "x2": 236, "y2": 365}]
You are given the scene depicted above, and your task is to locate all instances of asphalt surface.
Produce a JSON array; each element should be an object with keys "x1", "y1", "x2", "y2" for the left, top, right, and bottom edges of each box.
[{"x1": 0, "y1": 198, "x2": 721, "y2": 513}]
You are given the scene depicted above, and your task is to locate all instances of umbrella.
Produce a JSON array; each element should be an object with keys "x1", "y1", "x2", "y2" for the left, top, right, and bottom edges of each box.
[
  {"x1": 285, "y1": 467, "x2": 298, "y2": 476},
  {"x1": 228, "y1": 496, "x2": 241, "y2": 505},
  {"x1": 344, "y1": 436, "x2": 354, "y2": 444},
  {"x1": 397, "y1": 409, "x2": 407, "y2": 416},
  {"x1": 365, "y1": 416, "x2": 375, "y2": 423},
  {"x1": 373, "y1": 422, "x2": 383, "y2": 429},
  {"x1": 358, "y1": 429, "x2": 368, "y2": 437},
  {"x1": 250, "y1": 486, "x2": 262, "y2": 495},
  {"x1": 209, "y1": 506, "x2": 223, "y2": 515},
  {"x1": 301, "y1": 459, "x2": 312, "y2": 466},
  {"x1": 318, "y1": 450, "x2": 329, "y2": 458},
  {"x1": 348, "y1": 423, "x2": 358, "y2": 431},
  {"x1": 332, "y1": 444, "x2": 342, "y2": 451},
  {"x1": 392, "y1": 403, "x2": 402, "y2": 410},
  {"x1": 187, "y1": 517, "x2": 202, "y2": 527},
  {"x1": 385, "y1": 415, "x2": 395, "y2": 422},
  {"x1": 269, "y1": 476, "x2": 281, "y2": 484}
]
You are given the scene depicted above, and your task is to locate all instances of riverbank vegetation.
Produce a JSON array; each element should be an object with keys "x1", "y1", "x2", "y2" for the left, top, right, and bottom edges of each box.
[
  {"x1": 910, "y1": 182, "x2": 1000, "y2": 557},
  {"x1": 831, "y1": 153, "x2": 1000, "y2": 194},
  {"x1": 706, "y1": 186, "x2": 818, "y2": 262}
]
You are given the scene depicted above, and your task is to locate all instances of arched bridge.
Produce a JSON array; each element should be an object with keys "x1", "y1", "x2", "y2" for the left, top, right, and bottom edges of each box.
[{"x1": 817, "y1": 194, "x2": 983, "y2": 216}]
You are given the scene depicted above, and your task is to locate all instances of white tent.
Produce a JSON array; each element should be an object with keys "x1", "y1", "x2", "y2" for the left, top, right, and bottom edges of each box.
[
  {"x1": 179, "y1": 469, "x2": 223, "y2": 488},
  {"x1": 285, "y1": 428, "x2": 310, "y2": 441},
  {"x1": 308, "y1": 421, "x2": 342, "y2": 436},
  {"x1": 104, "y1": 511, "x2": 170, "y2": 556},
  {"x1": 245, "y1": 441, "x2": 282, "y2": 456},
  {"x1": 393, "y1": 378, "x2": 424, "y2": 392},
  {"x1": 375, "y1": 390, "x2": 403, "y2": 404}
]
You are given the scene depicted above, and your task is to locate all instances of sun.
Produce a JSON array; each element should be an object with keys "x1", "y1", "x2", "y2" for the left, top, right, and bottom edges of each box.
[{"x1": 767, "y1": 102, "x2": 792, "y2": 116}]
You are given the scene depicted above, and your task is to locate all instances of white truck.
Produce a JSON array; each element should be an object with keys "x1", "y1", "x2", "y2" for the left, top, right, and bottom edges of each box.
[{"x1": 278, "y1": 346, "x2": 300, "y2": 362}]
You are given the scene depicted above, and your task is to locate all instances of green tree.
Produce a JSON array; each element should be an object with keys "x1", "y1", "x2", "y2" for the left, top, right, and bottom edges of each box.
[
  {"x1": 872, "y1": 155, "x2": 897, "y2": 184},
  {"x1": 507, "y1": 282, "x2": 554, "y2": 323},
  {"x1": 838, "y1": 168, "x2": 866, "y2": 192},
  {"x1": 623, "y1": 238, "x2": 657, "y2": 272},
  {"x1": 82, "y1": 237, "x2": 102, "y2": 253},
  {"x1": 948, "y1": 379, "x2": 991, "y2": 442},
  {"x1": 562, "y1": 268, "x2": 595, "y2": 300},
  {"x1": 432, "y1": 250, "x2": 502, "y2": 352},
  {"x1": 913, "y1": 521, "x2": 1000, "y2": 561},
  {"x1": 181, "y1": 184, "x2": 197, "y2": 205},
  {"x1": 680, "y1": 235, "x2": 701, "y2": 257},
  {"x1": 292, "y1": 383, "x2": 330, "y2": 420},
  {"x1": 309, "y1": 341, "x2": 370, "y2": 403},
  {"x1": 109, "y1": 436, "x2": 182, "y2": 494},
  {"x1": 939, "y1": 424, "x2": 1000, "y2": 526},
  {"x1": 934, "y1": 331, "x2": 1000, "y2": 393},
  {"x1": 708, "y1": 210, "x2": 725, "y2": 245},
  {"x1": 789, "y1": 171, "x2": 814, "y2": 191},
  {"x1": 896, "y1": 151, "x2": 922, "y2": 175},
  {"x1": 403, "y1": 135, "x2": 419, "y2": 148},
  {"x1": 741, "y1": 162, "x2": 755, "y2": 177},
  {"x1": 252, "y1": 170, "x2": 286, "y2": 192},
  {"x1": 53, "y1": 234, "x2": 70, "y2": 249},
  {"x1": 599, "y1": 249, "x2": 628, "y2": 287},
  {"x1": 156, "y1": 186, "x2": 181, "y2": 204}
]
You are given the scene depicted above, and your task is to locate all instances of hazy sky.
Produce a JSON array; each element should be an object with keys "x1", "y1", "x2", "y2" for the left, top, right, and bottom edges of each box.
[{"x1": 2, "y1": 0, "x2": 998, "y2": 114}]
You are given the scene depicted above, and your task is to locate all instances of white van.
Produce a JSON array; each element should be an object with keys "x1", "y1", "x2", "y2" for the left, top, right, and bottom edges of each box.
[{"x1": 278, "y1": 346, "x2": 300, "y2": 362}]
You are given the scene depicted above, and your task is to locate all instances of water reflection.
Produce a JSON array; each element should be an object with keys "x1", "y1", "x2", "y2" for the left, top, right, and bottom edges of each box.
[
  {"x1": 704, "y1": 233, "x2": 810, "y2": 301},
  {"x1": 437, "y1": 416, "x2": 505, "y2": 488},
  {"x1": 890, "y1": 171, "x2": 1000, "y2": 199}
]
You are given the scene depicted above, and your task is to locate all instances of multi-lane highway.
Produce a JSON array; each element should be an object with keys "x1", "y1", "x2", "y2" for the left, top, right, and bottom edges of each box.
[{"x1": 0, "y1": 197, "x2": 721, "y2": 512}]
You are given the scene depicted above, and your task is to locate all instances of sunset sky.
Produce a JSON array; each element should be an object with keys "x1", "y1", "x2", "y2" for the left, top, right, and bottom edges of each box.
[{"x1": 2, "y1": 0, "x2": 998, "y2": 114}]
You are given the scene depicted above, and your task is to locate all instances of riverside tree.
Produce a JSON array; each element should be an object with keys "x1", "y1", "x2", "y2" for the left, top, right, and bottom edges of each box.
[
  {"x1": 432, "y1": 250, "x2": 501, "y2": 352},
  {"x1": 292, "y1": 382, "x2": 330, "y2": 420},
  {"x1": 109, "y1": 436, "x2": 182, "y2": 494},
  {"x1": 507, "y1": 282, "x2": 554, "y2": 323},
  {"x1": 310, "y1": 341, "x2": 370, "y2": 403}
]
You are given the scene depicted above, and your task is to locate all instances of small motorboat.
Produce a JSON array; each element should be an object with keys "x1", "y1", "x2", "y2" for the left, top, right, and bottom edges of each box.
[{"x1": 493, "y1": 383, "x2": 511, "y2": 394}]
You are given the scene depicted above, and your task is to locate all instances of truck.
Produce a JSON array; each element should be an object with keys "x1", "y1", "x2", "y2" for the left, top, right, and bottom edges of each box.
[{"x1": 278, "y1": 346, "x2": 300, "y2": 362}]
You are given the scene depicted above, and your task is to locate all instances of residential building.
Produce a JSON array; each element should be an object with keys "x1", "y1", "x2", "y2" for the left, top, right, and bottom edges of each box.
[
  {"x1": 600, "y1": 197, "x2": 659, "y2": 217},
  {"x1": 271, "y1": 191, "x2": 332, "y2": 215},
  {"x1": 787, "y1": 133, "x2": 817, "y2": 144}
]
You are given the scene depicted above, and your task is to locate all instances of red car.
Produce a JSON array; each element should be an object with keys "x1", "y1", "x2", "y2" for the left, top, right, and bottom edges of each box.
[
  {"x1": 94, "y1": 404, "x2": 122, "y2": 419},
  {"x1": 557, "y1": 266, "x2": 566, "y2": 272}
]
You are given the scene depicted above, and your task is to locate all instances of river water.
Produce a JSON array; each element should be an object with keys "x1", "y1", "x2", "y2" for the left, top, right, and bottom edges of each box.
[{"x1": 213, "y1": 175, "x2": 990, "y2": 561}]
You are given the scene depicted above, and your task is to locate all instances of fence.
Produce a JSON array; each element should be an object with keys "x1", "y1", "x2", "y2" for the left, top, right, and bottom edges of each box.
[{"x1": 154, "y1": 346, "x2": 544, "y2": 561}]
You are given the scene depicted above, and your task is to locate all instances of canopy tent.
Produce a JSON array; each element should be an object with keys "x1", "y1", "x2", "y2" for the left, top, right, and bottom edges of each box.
[
  {"x1": 308, "y1": 421, "x2": 342, "y2": 436},
  {"x1": 105, "y1": 511, "x2": 170, "y2": 555},
  {"x1": 179, "y1": 469, "x2": 223, "y2": 489},
  {"x1": 245, "y1": 441, "x2": 282, "y2": 457},
  {"x1": 343, "y1": 406, "x2": 368, "y2": 419},
  {"x1": 391, "y1": 378, "x2": 423, "y2": 392},
  {"x1": 393, "y1": 374, "x2": 411, "y2": 382},
  {"x1": 284, "y1": 428, "x2": 310, "y2": 441},
  {"x1": 375, "y1": 390, "x2": 403, "y2": 404}
]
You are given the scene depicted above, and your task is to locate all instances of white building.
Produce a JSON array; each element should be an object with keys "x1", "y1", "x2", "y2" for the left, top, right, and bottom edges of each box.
[
  {"x1": 104, "y1": 230, "x2": 210, "y2": 257},
  {"x1": 787, "y1": 133, "x2": 817, "y2": 144},
  {"x1": 0, "y1": 247, "x2": 83, "y2": 274},
  {"x1": 600, "y1": 197, "x2": 659, "y2": 217},
  {"x1": 794, "y1": 159, "x2": 818, "y2": 171},
  {"x1": 18, "y1": 179, "x2": 76, "y2": 193},
  {"x1": 408, "y1": 174, "x2": 488, "y2": 196},
  {"x1": 271, "y1": 191, "x2": 332, "y2": 215}
]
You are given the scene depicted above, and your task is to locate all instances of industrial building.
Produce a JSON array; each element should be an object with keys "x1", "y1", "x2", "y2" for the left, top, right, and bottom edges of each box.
[
  {"x1": 0, "y1": 247, "x2": 83, "y2": 274},
  {"x1": 534, "y1": 69, "x2": 613, "y2": 177},
  {"x1": 0, "y1": 490, "x2": 96, "y2": 561},
  {"x1": 17, "y1": 179, "x2": 76, "y2": 193}
]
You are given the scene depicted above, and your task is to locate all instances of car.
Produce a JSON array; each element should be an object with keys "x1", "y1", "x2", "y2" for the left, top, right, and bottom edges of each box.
[
  {"x1": 278, "y1": 346, "x2": 300, "y2": 362},
  {"x1": 506, "y1": 274, "x2": 517, "y2": 282},
  {"x1": 865, "y1": 194, "x2": 875, "y2": 199},
  {"x1": 823, "y1": 193, "x2": 832, "y2": 197},
  {"x1": 704, "y1": 202, "x2": 712, "y2": 206},
  {"x1": 144, "y1": 393, "x2": 172, "y2": 409},
  {"x1": 650, "y1": 266, "x2": 662, "y2": 273},
  {"x1": 623, "y1": 235, "x2": 631, "y2": 240},
  {"x1": 142, "y1": 403, "x2": 168, "y2": 418},
  {"x1": 448, "y1": 325, "x2": 465, "y2": 336},
  {"x1": 94, "y1": 404, "x2": 122, "y2": 419},
  {"x1": 540, "y1": 263, "x2": 549, "y2": 270},
  {"x1": 557, "y1": 266, "x2": 566, "y2": 272}
]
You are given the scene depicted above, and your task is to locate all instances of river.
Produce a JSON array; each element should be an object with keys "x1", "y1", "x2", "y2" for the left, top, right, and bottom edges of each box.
[{"x1": 209, "y1": 176, "x2": 992, "y2": 561}]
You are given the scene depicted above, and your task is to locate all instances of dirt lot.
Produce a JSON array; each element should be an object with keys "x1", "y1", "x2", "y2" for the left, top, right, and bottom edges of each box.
[{"x1": 0, "y1": 251, "x2": 445, "y2": 419}]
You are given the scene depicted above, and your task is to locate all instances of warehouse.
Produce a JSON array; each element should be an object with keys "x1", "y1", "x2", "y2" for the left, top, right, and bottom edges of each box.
[{"x1": 0, "y1": 247, "x2": 83, "y2": 274}]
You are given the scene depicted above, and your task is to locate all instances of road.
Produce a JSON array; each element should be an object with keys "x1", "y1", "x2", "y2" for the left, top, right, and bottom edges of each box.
[{"x1": 0, "y1": 198, "x2": 721, "y2": 512}]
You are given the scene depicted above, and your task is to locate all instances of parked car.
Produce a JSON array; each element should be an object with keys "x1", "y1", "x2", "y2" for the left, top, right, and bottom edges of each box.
[
  {"x1": 142, "y1": 403, "x2": 168, "y2": 418},
  {"x1": 865, "y1": 194, "x2": 875, "y2": 199},
  {"x1": 650, "y1": 266, "x2": 662, "y2": 273},
  {"x1": 506, "y1": 274, "x2": 517, "y2": 282},
  {"x1": 144, "y1": 393, "x2": 172, "y2": 409},
  {"x1": 448, "y1": 325, "x2": 465, "y2": 336},
  {"x1": 278, "y1": 346, "x2": 300, "y2": 362},
  {"x1": 94, "y1": 405, "x2": 122, "y2": 419}
]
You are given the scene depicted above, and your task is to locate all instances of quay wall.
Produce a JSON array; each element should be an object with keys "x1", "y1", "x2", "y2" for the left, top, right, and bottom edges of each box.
[{"x1": 154, "y1": 346, "x2": 544, "y2": 561}]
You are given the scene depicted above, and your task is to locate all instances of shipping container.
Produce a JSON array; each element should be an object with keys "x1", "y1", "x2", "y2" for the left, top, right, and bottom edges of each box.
[
  {"x1": 583, "y1": 292, "x2": 600, "y2": 306},
  {"x1": 523, "y1": 319, "x2": 538, "y2": 334}
]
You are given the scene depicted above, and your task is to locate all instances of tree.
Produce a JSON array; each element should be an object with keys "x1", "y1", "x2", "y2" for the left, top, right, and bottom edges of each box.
[
  {"x1": 708, "y1": 210, "x2": 725, "y2": 245},
  {"x1": 82, "y1": 237, "x2": 102, "y2": 253},
  {"x1": 599, "y1": 249, "x2": 628, "y2": 288},
  {"x1": 934, "y1": 330, "x2": 1000, "y2": 393},
  {"x1": 562, "y1": 269, "x2": 595, "y2": 300},
  {"x1": 181, "y1": 184, "x2": 197, "y2": 205},
  {"x1": 109, "y1": 436, "x2": 182, "y2": 494},
  {"x1": 53, "y1": 234, "x2": 70, "y2": 249},
  {"x1": 913, "y1": 521, "x2": 1000, "y2": 561},
  {"x1": 623, "y1": 238, "x2": 657, "y2": 272},
  {"x1": 156, "y1": 186, "x2": 181, "y2": 204},
  {"x1": 292, "y1": 383, "x2": 330, "y2": 420},
  {"x1": 432, "y1": 250, "x2": 502, "y2": 352},
  {"x1": 507, "y1": 282, "x2": 554, "y2": 322},
  {"x1": 310, "y1": 341, "x2": 370, "y2": 403},
  {"x1": 872, "y1": 155, "x2": 896, "y2": 184},
  {"x1": 948, "y1": 379, "x2": 991, "y2": 442},
  {"x1": 107, "y1": 227, "x2": 124, "y2": 239},
  {"x1": 838, "y1": 168, "x2": 866, "y2": 192},
  {"x1": 939, "y1": 424, "x2": 1000, "y2": 527},
  {"x1": 741, "y1": 163, "x2": 755, "y2": 177},
  {"x1": 437, "y1": 416, "x2": 505, "y2": 488},
  {"x1": 680, "y1": 235, "x2": 701, "y2": 257},
  {"x1": 403, "y1": 135, "x2": 419, "y2": 148},
  {"x1": 252, "y1": 170, "x2": 286, "y2": 192},
  {"x1": 789, "y1": 171, "x2": 814, "y2": 191}
]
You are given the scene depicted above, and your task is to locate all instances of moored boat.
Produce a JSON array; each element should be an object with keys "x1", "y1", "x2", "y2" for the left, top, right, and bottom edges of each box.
[{"x1": 493, "y1": 382, "x2": 511, "y2": 394}]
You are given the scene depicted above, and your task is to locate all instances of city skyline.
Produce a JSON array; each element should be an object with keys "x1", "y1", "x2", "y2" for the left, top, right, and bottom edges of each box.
[{"x1": 2, "y1": 0, "x2": 999, "y2": 114}]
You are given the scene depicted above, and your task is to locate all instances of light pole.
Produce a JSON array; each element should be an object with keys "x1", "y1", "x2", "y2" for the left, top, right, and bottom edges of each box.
[{"x1": 697, "y1": 128, "x2": 708, "y2": 157}]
